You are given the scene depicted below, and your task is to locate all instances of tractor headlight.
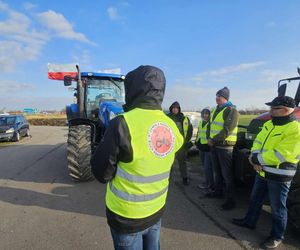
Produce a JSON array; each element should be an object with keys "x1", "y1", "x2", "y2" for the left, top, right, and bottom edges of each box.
[
  {"x1": 109, "y1": 111, "x2": 116, "y2": 120},
  {"x1": 6, "y1": 128, "x2": 14, "y2": 133}
]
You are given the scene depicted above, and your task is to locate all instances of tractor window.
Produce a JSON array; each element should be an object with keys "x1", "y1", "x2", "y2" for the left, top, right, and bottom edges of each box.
[{"x1": 85, "y1": 78, "x2": 125, "y2": 118}]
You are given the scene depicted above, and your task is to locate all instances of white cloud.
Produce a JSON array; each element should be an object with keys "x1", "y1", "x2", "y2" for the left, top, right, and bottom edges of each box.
[
  {"x1": 163, "y1": 82, "x2": 276, "y2": 110},
  {"x1": 72, "y1": 49, "x2": 91, "y2": 69},
  {"x1": 120, "y1": 2, "x2": 130, "y2": 7},
  {"x1": 23, "y1": 2, "x2": 37, "y2": 11},
  {"x1": 0, "y1": 95, "x2": 73, "y2": 110},
  {"x1": 0, "y1": 3, "x2": 49, "y2": 72},
  {"x1": 38, "y1": 10, "x2": 95, "y2": 45},
  {"x1": 0, "y1": 2, "x2": 94, "y2": 72},
  {"x1": 164, "y1": 62, "x2": 291, "y2": 110},
  {"x1": 97, "y1": 68, "x2": 121, "y2": 74},
  {"x1": 0, "y1": 40, "x2": 44, "y2": 71},
  {"x1": 0, "y1": 81, "x2": 35, "y2": 93},
  {"x1": 191, "y1": 61, "x2": 266, "y2": 82},
  {"x1": 107, "y1": 7, "x2": 121, "y2": 20},
  {"x1": 258, "y1": 69, "x2": 296, "y2": 83},
  {"x1": 0, "y1": 0, "x2": 9, "y2": 11}
]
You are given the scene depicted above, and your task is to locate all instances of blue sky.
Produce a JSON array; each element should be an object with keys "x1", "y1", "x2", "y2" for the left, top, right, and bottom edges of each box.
[{"x1": 1, "y1": 0, "x2": 300, "y2": 111}]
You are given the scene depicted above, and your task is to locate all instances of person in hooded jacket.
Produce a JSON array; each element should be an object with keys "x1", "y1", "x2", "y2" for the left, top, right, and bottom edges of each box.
[
  {"x1": 206, "y1": 87, "x2": 239, "y2": 210},
  {"x1": 168, "y1": 102, "x2": 193, "y2": 185},
  {"x1": 91, "y1": 65, "x2": 183, "y2": 250}
]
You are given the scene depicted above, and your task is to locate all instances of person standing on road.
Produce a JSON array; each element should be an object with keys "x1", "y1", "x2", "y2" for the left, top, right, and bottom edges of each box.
[
  {"x1": 195, "y1": 108, "x2": 215, "y2": 192},
  {"x1": 91, "y1": 65, "x2": 183, "y2": 250},
  {"x1": 168, "y1": 102, "x2": 193, "y2": 185},
  {"x1": 206, "y1": 87, "x2": 239, "y2": 210},
  {"x1": 232, "y1": 96, "x2": 300, "y2": 249}
]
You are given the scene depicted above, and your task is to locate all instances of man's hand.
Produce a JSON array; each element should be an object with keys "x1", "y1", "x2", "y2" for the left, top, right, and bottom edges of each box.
[
  {"x1": 208, "y1": 139, "x2": 214, "y2": 147},
  {"x1": 253, "y1": 164, "x2": 262, "y2": 172},
  {"x1": 248, "y1": 154, "x2": 262, "y2": 171}
]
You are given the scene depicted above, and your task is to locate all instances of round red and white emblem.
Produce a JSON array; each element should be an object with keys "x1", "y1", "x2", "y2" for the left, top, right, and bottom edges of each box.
[{"x1": 148, "y1": 122, "x2": 175, "y2": 158}]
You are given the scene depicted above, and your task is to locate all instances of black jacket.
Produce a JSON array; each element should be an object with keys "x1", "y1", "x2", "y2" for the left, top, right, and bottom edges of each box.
[
  {"x1": 91, "y1": 65, "x2": 168, "y2": 233},
  {"x1": 168, "y1": 101, "x2": 193, "y2": 147}
]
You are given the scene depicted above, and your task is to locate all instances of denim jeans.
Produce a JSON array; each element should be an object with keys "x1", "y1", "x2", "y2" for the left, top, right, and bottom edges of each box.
[
  {"x1": 200, "y1": 151, "x2": 214, "y2": 189},
  {"x1": 244, "y1": 174, "x2": 291, "y2": 240},
  {"x1": 110, "y1": 220, "x2": 161, "y2": 250}
]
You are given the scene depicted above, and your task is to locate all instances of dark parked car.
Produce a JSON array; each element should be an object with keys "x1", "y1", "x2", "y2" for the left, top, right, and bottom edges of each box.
[{"x1": 0, "y1": 115, "x2": 30, "y2": 142}]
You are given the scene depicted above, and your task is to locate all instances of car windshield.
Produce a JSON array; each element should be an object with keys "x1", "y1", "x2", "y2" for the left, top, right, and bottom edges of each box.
[
  {"x1": 0, "y1": 117, "x2": 16, "y2": 126},
  {"x1": 85, "y1": 77, "x2": 125, "y2": 118}
]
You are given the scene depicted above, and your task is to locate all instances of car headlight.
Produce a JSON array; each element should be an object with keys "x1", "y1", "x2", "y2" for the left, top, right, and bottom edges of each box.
[
  {"x1": 6, "y1": 128, "x2": 14, "y2": 133},
  {"x1": 109, "y1": 111, "x2": 116, "y2": 120}
]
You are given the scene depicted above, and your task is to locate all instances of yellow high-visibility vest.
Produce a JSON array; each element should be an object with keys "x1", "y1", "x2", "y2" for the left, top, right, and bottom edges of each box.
[
  {"x1": 251, "y1": 120, "x2": 300, "y2": 181},
  {"x1": 210, "y1": 107, "x2": 238, "y2": 142},
  {"x1": 106, "y1": 108, "x2": 184, "y2": 219},
  {"x1": 196, "y1": 120, "x2": 208, "y2": 144}
]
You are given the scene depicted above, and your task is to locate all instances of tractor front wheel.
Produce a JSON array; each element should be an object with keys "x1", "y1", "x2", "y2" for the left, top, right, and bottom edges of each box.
[
  {"x1": 287, "y1": 169, "x2": 300, "y2": 234},
  {"x1": 67, "y1": 125, "x2": 94, "y2": 182}
]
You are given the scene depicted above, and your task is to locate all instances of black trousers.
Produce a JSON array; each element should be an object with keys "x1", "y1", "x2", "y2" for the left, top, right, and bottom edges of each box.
[
  {"x1": 211, "y1": 147, "x2": 235, "y2": 201},
  {"x1": 175, "y1": 148, "x2": 188, "y2": 179}
]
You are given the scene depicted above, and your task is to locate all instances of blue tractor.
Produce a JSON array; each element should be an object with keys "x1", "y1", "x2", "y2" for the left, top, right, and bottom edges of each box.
[{"x1": 62, "y1": 66, "x2": 125, "y2": 181}]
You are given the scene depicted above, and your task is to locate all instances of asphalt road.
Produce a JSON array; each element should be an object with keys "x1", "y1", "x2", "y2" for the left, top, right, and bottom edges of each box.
[{"x1": 0, "y1": 126, "x2": 299, "y2": 250}]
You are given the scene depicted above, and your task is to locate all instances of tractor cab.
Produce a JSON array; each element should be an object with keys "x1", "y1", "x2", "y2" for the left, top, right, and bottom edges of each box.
[
  {"x1": 65, "y1": 72, "x2": 125, "y2": 127},
  {"x1": 244, "y1": 68, "x2": 300, "y2": 147},
  {"x1": 81, "y1": 72, "x2": 124, "y2": 126}
]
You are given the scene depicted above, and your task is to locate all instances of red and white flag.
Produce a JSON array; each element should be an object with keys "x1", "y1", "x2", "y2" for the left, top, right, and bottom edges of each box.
[{"x1": 48, "y1": 63, "x2": 78, "y2": 80}]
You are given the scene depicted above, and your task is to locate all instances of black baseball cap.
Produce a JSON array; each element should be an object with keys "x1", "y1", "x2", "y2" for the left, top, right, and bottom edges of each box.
[{"x1": 265, "y1": 96, "x2": 295, "y2": 108}]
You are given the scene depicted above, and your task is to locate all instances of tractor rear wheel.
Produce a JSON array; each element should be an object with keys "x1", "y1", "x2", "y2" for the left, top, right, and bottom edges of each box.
[
  {"x1": 67, "y1": 125, "x2": 94, "y2": 182},
  {"x1": 287, "y1": 169, "x2": 300, "y2": 234}
]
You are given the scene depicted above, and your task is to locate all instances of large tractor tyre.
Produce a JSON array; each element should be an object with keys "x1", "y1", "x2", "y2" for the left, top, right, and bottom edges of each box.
[
  {"x1": 67, "y1": 125, "x2": 94, "y2": 182},
  {"x1": 287, "y1": 169, "x2": 300, "y2": 233}
]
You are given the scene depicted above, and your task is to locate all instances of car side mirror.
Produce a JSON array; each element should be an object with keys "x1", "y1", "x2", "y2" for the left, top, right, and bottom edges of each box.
[{"x1": 64, "y1": 75, "x2": 72, "y2": 86}]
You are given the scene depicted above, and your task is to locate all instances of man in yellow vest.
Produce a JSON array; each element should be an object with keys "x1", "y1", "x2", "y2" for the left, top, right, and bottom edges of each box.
[
  {"x1": 195, "y1": 108, "x2": 215, "y2": 191},
  {"x1": 207, "y1": 87, "x2": 239, "y2": 210},
  {"x1": 91, "y1": 65, "x2": 183, "y2": 250},
  {"x1": 232, "y1": 96, "x2": 300, "y2": 249},
  {"x1": 168, "y1": 101, "x2": 193, "y2": 185}
]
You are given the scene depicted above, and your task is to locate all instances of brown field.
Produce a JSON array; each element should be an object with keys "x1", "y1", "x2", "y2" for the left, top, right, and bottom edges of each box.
[
  {"x1": 23, "y1": 113, "x2": 256, "y2": 127},
  {"x1": 24, "y1": 113, "x2": 67, "y2": 126}
]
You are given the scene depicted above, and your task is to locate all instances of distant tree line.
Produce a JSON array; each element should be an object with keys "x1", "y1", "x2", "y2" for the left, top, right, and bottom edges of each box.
[{"x1": 238, "y1": 108, "x2": 268, "y2": 115}]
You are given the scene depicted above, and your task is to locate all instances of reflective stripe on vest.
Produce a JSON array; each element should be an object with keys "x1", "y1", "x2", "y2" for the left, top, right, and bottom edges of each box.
[
  {"x1": 105, "y1": 108, "x2": 184, "y2": 219},
  {"x1": 109, "y1": 182, "x2": 169, "y2": 202},
  {"x1": 116, "y1": 167, "x2": 170, "y2": 183},
  {"x1": 262, "y1": 166, "x2": 297, "y2": 177},
  {"x1": 210, "y1": 107, "x2": 238, "y2": 142},
  {"x1": 196, "y1": 120, "x2": 208, "y2": 144}
]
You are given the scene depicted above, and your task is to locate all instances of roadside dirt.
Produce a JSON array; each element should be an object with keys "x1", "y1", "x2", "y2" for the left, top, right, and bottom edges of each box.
[{"x1": 27, "y1": 118, "x2": 67, "y2": 126}]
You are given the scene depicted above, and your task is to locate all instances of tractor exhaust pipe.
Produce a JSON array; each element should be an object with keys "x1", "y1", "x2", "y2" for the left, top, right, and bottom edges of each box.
[{"x1": 76, "y1": 65, "x2": 85, "y2": 118}]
